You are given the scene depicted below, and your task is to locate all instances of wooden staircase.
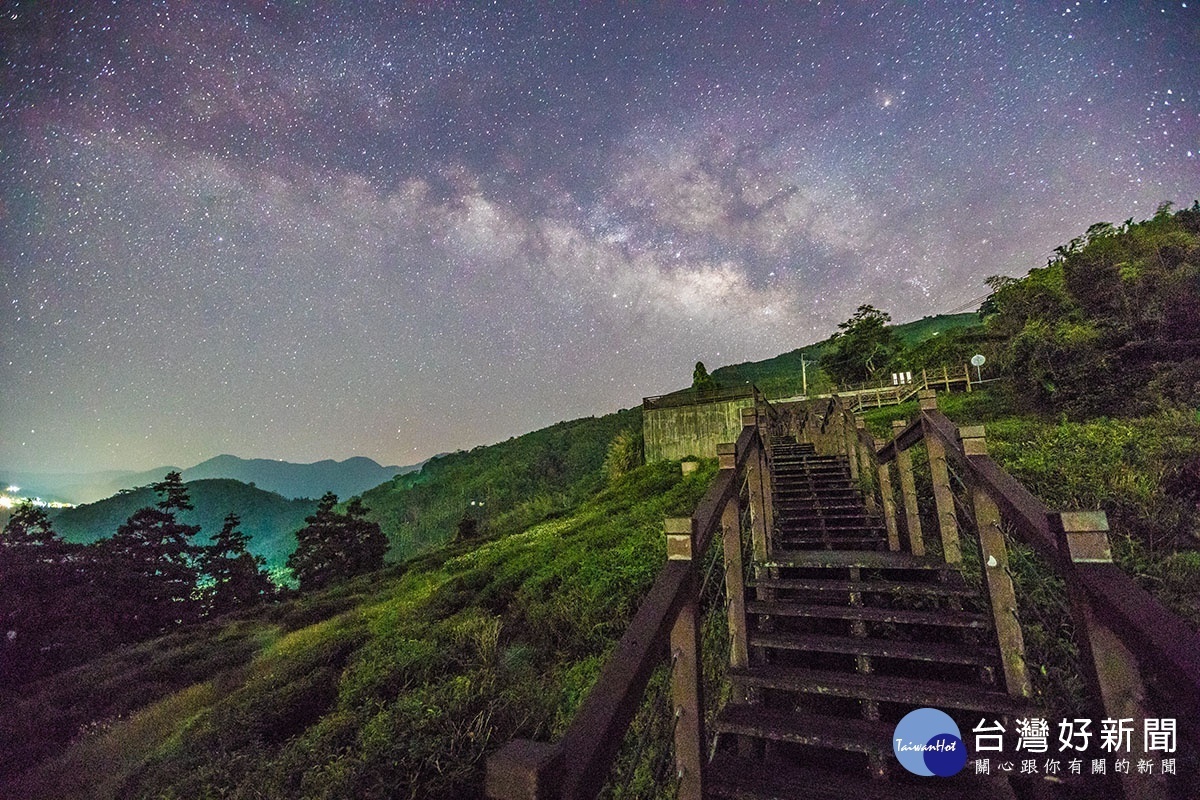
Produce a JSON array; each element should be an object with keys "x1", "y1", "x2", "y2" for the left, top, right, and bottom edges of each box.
[
  {"x1": 708, "y1": 438, "x2": 1026, "y2": 799},
  {"x1": 488, "y1": 392, "x2": 1198, "y2": 800}
]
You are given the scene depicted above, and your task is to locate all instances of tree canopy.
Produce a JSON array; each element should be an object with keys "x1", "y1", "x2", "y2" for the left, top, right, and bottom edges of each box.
[
  {"x1": 286, "y1": 493, "x2": 388, "y2": 590},
  {"x1": 822, "y1": 304, "x2": 902, "y2": 384}
]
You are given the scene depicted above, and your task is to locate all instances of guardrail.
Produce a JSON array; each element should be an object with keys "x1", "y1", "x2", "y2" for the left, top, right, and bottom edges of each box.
[
  {"x1": 833, "y1": 364, "x2": 986, "y2": 411},
  {"x1": 486, "y1": 409, "x2": 770, "y2": 800}
]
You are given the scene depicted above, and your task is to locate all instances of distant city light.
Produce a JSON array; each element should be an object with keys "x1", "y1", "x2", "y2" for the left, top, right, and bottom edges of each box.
[
  {"x1": 5, "y1": 485, "x2": 19, "y2": 492},
  {"x1": 0, "y1": 492, "x2": 74, "y2": 511}
]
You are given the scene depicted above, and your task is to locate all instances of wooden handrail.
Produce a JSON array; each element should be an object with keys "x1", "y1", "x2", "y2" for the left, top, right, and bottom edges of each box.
[
  {"x1": 486, "y1": 424, "x2": 762, "y2": 800},
  {"x1": 858, "y1": 396, "x2": 1200, "y2": 747},
  {"x1": 553, "y1": 560, "x2": 693, "y2": 798}
]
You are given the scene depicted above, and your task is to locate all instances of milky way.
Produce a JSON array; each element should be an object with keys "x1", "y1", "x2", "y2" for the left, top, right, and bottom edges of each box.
[{"x1": 2, "y1": 2, "x2": 1197, "y2": 473}]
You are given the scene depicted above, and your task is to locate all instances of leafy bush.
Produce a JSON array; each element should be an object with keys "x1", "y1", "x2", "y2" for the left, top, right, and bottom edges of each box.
[{"x1": 984, "y1": 202, "x2": 1200, "y2": 416}]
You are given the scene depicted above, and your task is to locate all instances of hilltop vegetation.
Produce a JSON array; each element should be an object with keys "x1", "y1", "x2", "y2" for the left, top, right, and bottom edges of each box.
[
  {"x1": 708, "y1": 312, "x2": 980, "y2": 398},
  {"x1": 985, "y1": 201, "x2": 1200, "y2": 416}
]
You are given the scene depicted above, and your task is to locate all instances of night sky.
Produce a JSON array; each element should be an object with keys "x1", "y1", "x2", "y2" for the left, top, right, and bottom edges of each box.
[{"x1": 2, "y1": 2, "x2": 1197, "y2": 474}]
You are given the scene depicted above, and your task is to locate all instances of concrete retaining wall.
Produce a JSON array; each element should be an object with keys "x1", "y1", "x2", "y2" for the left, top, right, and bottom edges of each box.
[{"x1": 643, "y1": 397, "x2": 756, "y2": 462}]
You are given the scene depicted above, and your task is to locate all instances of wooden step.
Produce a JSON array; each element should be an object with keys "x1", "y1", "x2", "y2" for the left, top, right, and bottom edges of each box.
[
  {"x1": 775, "y1": 484, "x2": 856, "y2": 492},
  {"x1": 779, "y1": 524, "x2": 884, "y2": 534},
  {"x1": 775, "y1": 538, "x2": 890, "y2": 550},
  {"x1": 748, "y1": 576, "x2": 974, "y2": 598},
  {"x1": 774, "y1": 505, "x2": 871, "y2": 514},
  {"x1": 745, "y1": 600, "x2": 989, "y2": 628},
  {"x1": 727, "y1": 664, "x2": 1030, "y2": 715},
  {"x1": 774, "y1": 506, "x2": 875, "y2": 516},
  {"x1": 774, "y1": 492, "x2": 863, "y2": 502},
  {"x1": 714, "y1": 703, "x2": 892, "y2": 755},
  {"x1": 764, "y1": 550, "x2": 950, "y2": 570},
  {"x1": 749, "y1": 631, "x2": 997, "y2": 666},
  {"x1": 706, "y1": 752, "x2": 1017, "y2": 800},
  {"x1": 773, "y1": 465, "x2": 850, "y2": 474}
]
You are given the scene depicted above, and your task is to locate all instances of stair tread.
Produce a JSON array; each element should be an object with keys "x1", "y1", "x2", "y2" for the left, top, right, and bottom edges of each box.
[
  {"x1": 765, "y1": 550, "x2": 952, "y2": 570},
  {"x1": 714, "y1": 703, "x2": 891, "y2": 754},
  {"x1": 746, "y1": 600, "x2": 989, "y2": 628},
  {"x1": 706, "y1": 752, "x2": 1014, "y2": 800},
  {"x1": 775, "y1": 506, "x2": 871, "y2": 511},
  {"x1": 728, "y1": 663, "x2": 1028, "y2": 714},
  {"x1": 777, "y1": 525, "x2": 881, "y2": 532},
  {"x1": 750, "y1": 631, "x2": 997, "y2": 665},
  {"x1": 772, "y1": 544, "x2": 897, "y2": 551},
  {"x1": 749, "y1": 576, "x2": 973, "y2": 596}
]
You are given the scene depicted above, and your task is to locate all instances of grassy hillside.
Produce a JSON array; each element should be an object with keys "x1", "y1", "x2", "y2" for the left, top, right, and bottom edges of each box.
[
  {"x1": 360, "y1": 407, "x2": 643, "y2": 560},
  {"x1": 51, "y1": 479, "x2": 316, "y2": 568},
  {"x1": 3, "y1": 459, "x2": 715, "y2": 799}
]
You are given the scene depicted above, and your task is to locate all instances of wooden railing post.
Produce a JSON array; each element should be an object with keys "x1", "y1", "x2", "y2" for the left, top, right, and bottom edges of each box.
[
  {"x1": 842, "y1": 405, "x2": 860, "y2": 480},
  {"x1": 1049, "y1": 511, "x2": 1163, "y2": 800},
  {"x1": 919, "y1": 390, "x2": 961, "y2": 564},
  {"x1": 486, "y1": 740, "x2": 561, "y2": 800},
  {"x1": 742, "y1": 409, "x2": 771, "y2": 563},
  {"x1": 854, "y1": 418, "x2": 878, "y2": 514},
  {"x1": 717, "y1": 463, "x2": 749, "y2": 696},
  {"x1": 960, "y1": 426, "x2": 1031, "y2": 699},
  {"x1": 664, "y1": 517, "x2": 705, "y2": 800},
  {"x1": 891, "y1": 419, "x2": 925, "y2": 557},
  {"x1": 877, "y1": 459, "x2": 901, "y2": 552}
]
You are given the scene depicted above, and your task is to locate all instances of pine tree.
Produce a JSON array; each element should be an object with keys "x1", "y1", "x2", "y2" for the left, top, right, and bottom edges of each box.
[
  {"x1": 103, "y1": 472, "x2": 203, "y2": 638},
  {"x1": 286, "y1": 493, "x2": 388, "y2": 590},
  {"x1": 200, "y1": 513, "x2": 274, "y2": 615},
  {"x1": 0, "y1": 504, "x2": 83, "y2": 682}
]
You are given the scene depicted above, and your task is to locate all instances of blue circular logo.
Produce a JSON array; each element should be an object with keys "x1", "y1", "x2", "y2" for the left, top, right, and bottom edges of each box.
[{"x1": 892, "y1": 708, "x2": 967, "y2": 777}]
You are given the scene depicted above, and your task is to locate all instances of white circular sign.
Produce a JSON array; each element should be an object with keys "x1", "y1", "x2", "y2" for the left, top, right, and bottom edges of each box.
[{"x1": 970, "y1": 354, "x2": 986, "y2": 367}]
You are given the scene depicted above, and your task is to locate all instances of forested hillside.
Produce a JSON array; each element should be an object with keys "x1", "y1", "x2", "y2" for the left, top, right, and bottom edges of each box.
[
  {"x1": 984, "y1": 201, "x2": 1200, "y2": 415},
  {"x1": 52, "y1": 479, "x2": 316, "y2": 567}
]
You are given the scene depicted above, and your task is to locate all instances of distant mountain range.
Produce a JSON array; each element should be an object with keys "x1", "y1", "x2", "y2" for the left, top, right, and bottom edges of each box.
[
  {"x1": 49, "y1": 479, "x2": 317, "y2": 567},
  {"x1": 2, "y1": 454, "x2": 422, "y2": 505}
]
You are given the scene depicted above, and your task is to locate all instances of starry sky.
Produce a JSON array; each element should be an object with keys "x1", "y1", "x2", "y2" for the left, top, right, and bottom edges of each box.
[{"x1": 2, "y1": 1, "x2": 1197, "y2": 475}]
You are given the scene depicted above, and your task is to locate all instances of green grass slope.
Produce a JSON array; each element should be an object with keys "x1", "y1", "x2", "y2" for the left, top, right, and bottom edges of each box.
[
  {"x1": 360, "y1": 407, "x2": 643, "y2": 560},
  {"x1": 861, "y1": 390, "x2": 1200, "y2": 622},
  {"x1": 3, "y1": 459, "x2": 715, "y2": 800}
]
